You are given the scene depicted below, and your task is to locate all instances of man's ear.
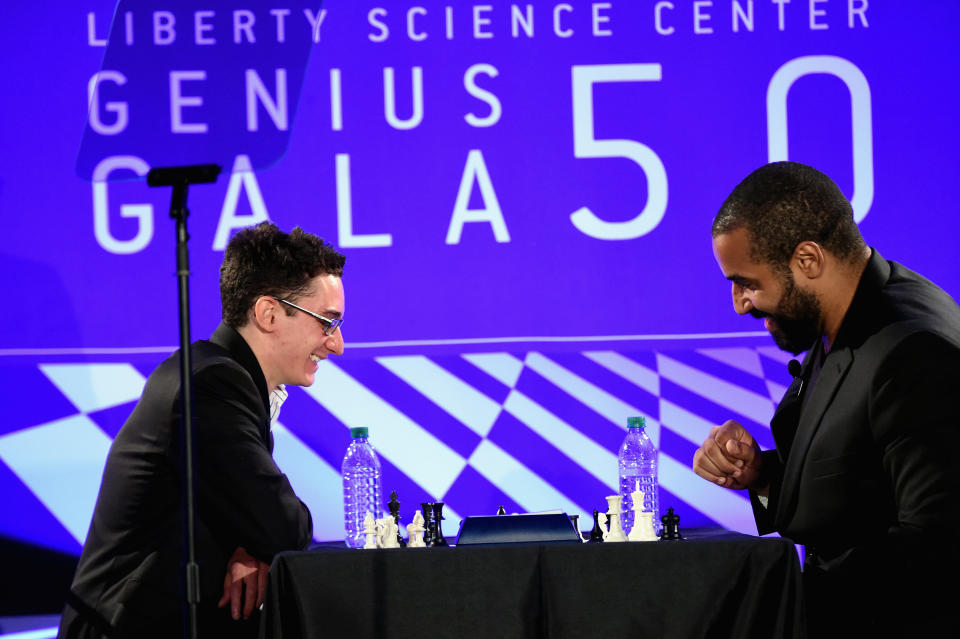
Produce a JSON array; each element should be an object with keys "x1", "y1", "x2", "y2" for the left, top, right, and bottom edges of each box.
[
  {"x1": 791, "y1": 241, "x2": 825, "y2": 280},
  {"x1": 250, "y1": 296, "x2": 279, "y2": 332}
]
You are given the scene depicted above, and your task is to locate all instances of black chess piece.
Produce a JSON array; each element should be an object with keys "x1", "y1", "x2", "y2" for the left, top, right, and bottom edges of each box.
[
  {"x1": 659, "y1": 507, "x2": 683, "y2": 541},
  {"x1": 388, "y1": 491, "x2": 406, "y2": 547},
  {"x1": 428, "y1": 501, "x2": 448, "y2": 547},
  {"x1": 588, "y1": 509, "x2": 604, "y2": 543},
  {"x1": 421, "y1": 502, "x2": 435, "y2": 546},
  {"x1": 496, "y1": 505, "x2": 506, "y2": 515}
]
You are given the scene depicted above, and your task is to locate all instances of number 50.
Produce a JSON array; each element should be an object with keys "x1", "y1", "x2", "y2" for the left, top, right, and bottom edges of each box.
[{"x1": 570, "y1": 57, "x2": 874, "y2": 240}]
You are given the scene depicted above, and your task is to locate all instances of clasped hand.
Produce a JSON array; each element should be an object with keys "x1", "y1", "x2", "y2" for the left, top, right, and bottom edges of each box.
[
  {"x1": 217, "y1": 546, "x2": 270, "y2": 621},
  {"x1": 693, "y1": 420, "x2": 766, "y2": 493}
]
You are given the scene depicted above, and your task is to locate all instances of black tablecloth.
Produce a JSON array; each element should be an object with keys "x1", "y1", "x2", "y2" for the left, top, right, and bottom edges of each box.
[{"x1": 261, "y1": 530, "x2": 805, "y2": 639}]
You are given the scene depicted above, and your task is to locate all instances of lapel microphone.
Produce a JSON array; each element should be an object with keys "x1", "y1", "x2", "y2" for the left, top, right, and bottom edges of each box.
[{"x1": 788, "y1": 359, "x2": 804, "y2": 397}]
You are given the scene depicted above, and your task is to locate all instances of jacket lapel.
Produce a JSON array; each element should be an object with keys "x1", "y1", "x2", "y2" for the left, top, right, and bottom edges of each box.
[
  {"x1": 769, "y1": 347, "x2": 817, "y2": 460},
  {"x1": 775, "y1": 346, "x2": 854, "y2": 526}
]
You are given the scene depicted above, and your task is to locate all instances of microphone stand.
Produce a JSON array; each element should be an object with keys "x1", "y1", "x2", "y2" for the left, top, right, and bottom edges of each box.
[{"x1": 147, "y1": 164, "x2": 222, "y2": 639}]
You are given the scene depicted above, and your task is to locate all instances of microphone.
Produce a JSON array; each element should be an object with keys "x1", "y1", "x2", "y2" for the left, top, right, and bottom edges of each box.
[
  {"x1": 788, "y1": 359, "x2": 804, "y2": 397},
  {"x1": 787, "y1": 360, "x2": 802, "y2": 378}
]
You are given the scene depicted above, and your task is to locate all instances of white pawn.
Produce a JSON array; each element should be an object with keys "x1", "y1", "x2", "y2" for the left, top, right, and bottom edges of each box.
[
  {"x1": 362, "y1": 512, "x2": 378, "y2": 549},
  {"x1": 603, "y1": 494, "x2": 627, "y2": 542},
  {"x1": 406, "y1": 509, "x2": 426, "y2": 548}
]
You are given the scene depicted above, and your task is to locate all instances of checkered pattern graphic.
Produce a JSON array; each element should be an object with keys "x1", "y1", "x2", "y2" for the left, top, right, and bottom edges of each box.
[{"x1": 0, "y1": 345, "x2": 794, "y2": 551}]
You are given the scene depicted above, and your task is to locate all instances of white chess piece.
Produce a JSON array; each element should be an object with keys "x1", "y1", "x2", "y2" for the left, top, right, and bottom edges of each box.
[
  {"x1": 603, "y1": 494, "x2": 627, "y2": 542},
  {"x1": 406, "y1": 509, "x2": 426, "y2": 547},
  {"x1": 405, "y1": 522, "x2": 422, "y2": 547},
  {"x1": 606, "y1": 493, "x2": 623, "y2": 516},
  {"x1": 375, "y1": 518, "x2": 388, "y2": 548},
  {"x1": 627, "y1": 483, "x2": 647, "y2": 541},
  {"x1": 363, "y1": 512, "x2": 378, "y2": 549},
  {"x1": 627, "y1": 481, "x2": 658, "y2": 541},
  {"x1": 381, "y1": 518, "x2": 401, "y2": 548},
  {"x1": 632, "y1": 511, "x2": 659, "y2": 542},
  {"x1": 631, "y1": 480, "x2": 646, "y2": 514}
]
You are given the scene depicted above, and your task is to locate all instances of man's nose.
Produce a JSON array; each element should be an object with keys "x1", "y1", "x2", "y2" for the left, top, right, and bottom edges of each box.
[
  {"x1": 732, "y1": 283, "x2": 753, "y2": 315},
  {"x1": 325, "y1": 328, "x2": 344, "y2": 356}
]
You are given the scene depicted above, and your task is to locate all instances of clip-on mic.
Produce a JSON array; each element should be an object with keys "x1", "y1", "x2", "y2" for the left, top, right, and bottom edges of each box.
[{"x1": 788, "y1": 359, "x2": 804, "y2": 397}]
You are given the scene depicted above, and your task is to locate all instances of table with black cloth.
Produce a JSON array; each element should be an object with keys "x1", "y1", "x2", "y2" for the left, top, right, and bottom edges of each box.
[{"x1": 261, "y1": 529, "x2": 805, "y2": 639}]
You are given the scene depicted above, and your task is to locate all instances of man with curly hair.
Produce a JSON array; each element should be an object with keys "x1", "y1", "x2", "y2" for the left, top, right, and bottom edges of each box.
[
  {"x1": 59, "y1": 222, "x2": 346, "y2": 638},
  {"x1": 693, "y1": 162, "x2": 960, "y2": 636}
]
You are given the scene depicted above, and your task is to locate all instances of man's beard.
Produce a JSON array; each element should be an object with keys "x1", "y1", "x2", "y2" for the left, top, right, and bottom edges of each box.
[{"x1": 750, "y1": 274, "x2": 822, "y2": 355}]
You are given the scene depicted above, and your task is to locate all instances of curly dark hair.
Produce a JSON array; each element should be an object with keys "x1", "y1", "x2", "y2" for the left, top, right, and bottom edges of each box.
[
  {"x1": 712, "y1": 162, "x2": 865, "y2": 274},
  {"x1": 219, "y1": 222, "x2": 345, "y2": 328}
]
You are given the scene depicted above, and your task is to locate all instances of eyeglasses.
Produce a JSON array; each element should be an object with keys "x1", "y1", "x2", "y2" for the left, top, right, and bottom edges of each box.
[{"x1": 276, "y1": 298, "x2": 343, "y2": 336}]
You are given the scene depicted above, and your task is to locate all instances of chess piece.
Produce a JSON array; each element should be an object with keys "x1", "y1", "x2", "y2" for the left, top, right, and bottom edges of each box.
[
  {"x1": 421, "y1": 502, "x2": 435, "y2": 546},
  {"x1": 363, "y1": 512, "x2": 378, "y2": 549},
  {"x1": 428, "y1": 501, "x2": 448, "y2": 547},
  {"x1": 388, "y1": 490, "x2": 406, "y2": 547},
  {"x1": 631, "y1": 481, "x2": 646, "y2": 513},
  {"x1": 381, "y1": 518, "x2": 401, "y2": 548},
  {"x1": 605, "y1": 493, "x2": 623, "y2": 516},
  {"x1": 496, "y1": 505, "x2": 506, "y2": 515},
  {"x1": 627, "y1": 482, "x2": 645, "y2": 536},
  {"x1": 588, "y1": 509, "x2": 604, "y2": 543},
  {"x1": 603, "y1": 495, "x2": 627, "y2": 542},
  {"x1": 659, "y1": 507, "x2": 683, "y2": 541},
  {"x1": 375, "y1": 518, "x2": 388, "y2": 548},
  {"x1": 628, "y1": 511, "x2": 659, "y2": 542},
  {"x1": 627, "y1": 484, "x2": 657, "y2": 541},
  {"x1": 569, "y1": 514, "x2": 585, "y2": 542},
  {"x1": 406, "y1": 509, "x2": 426, "y2": 547}
]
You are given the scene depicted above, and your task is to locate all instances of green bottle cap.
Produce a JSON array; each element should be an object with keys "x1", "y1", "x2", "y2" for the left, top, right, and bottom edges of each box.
[
  {"x1": 349, "y1": 427, "x2": 369, "y2": 438},
  {"x1": 627, "y1": 416, "x2": 645, "y2": 429}
]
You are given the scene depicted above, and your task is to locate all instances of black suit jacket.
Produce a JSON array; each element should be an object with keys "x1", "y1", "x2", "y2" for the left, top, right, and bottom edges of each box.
[
  {"x1": 751, "y1": 250, "x2": 960, "y2": 635},
  {"x1": 59, "y1": 324, "x2": 313, "y2": 639}
]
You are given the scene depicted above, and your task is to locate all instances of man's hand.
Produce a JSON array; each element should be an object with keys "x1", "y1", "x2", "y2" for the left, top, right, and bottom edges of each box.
[
  {"x1": 693, "y1": 420, "x2": 766, "y2": 493},
  {"x1": 217, "y1": 546, "x2": 270, "y2": 621}
]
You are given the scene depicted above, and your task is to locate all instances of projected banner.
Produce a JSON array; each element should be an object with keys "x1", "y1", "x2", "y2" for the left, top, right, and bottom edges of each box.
[
  {"x1": 10, "y1": 0, "x2": 955, "y2": 348},
  {"x1": 1, "y1": 1, "x2": 959, "y2": 550}
]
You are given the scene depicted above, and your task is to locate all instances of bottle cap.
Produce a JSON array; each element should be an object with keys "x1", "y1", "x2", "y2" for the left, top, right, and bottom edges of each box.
[
  {"x1": 627, "y1": 416, "x2": 645, "y2": 429},
  {"x1": 349, "y1": 427, "x2": 369, "y2": 438}
]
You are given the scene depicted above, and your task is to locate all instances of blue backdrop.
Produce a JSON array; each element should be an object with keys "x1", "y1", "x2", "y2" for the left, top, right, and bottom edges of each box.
[{"x1": 1, "y1": 0, "x2": 958, "y2": 554}]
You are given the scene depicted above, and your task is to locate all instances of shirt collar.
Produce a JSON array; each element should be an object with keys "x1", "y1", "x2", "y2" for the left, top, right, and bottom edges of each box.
[{"x1": 269, "y1": 385, "x2": 288, "y2": 424}]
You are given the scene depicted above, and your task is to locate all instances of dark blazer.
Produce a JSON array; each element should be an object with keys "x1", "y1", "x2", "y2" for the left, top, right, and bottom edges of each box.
[
  {"x1": 59, "y1": 324, "x2": 313, "y2": 639},
  {"x1": 751, "y1": 250, "x2": 960, "y2": 635}
]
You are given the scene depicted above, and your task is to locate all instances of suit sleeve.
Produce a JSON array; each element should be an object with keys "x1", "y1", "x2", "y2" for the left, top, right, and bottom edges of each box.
[
  {"x1": 857, "y1": 331, "x2": 960, "y2": 620},
  {"x1": 191, "y1": 361, "x2": 313, "y2": 561},
  {"x1": 871, "y1": 332, "x2": 960, "y2": 539}
]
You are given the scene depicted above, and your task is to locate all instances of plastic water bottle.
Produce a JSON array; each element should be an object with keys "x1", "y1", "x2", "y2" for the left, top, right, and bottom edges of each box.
[
  {"x1": 342, "y1": 427, "x2": 383, "y2": 548},
  {"x1": 618, "y1": 416, "x2": 660, "y2": 534}
]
